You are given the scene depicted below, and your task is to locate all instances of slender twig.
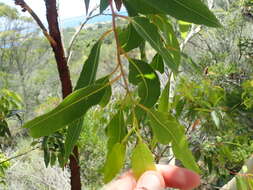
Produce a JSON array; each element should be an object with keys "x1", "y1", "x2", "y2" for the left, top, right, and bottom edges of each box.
[
  {"x1": 66, "y1": 5, "x2": 100, "y2": 63},
  {"x1": 14, "y1": 0, "x2": 56, "y2": 46},
  {"x1": 0, "y1": 147, "x2": 39, "y2": 165},
  {"x1": 109, "y1": 0, "x2": 131, "y2": 95}
]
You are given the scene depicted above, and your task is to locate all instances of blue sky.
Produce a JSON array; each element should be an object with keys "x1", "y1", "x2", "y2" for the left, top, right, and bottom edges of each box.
[{"x1": 0, "y1": 0, "x2": 100, "y2": 21}]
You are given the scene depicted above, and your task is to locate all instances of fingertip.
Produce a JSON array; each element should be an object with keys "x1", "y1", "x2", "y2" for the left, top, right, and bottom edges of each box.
[
  {"x1": 135, "y1": 171, "x2": 165, "y2": 190},
  {"x1": 157, "y1": 165, "x2": 200, "y2": 189}
]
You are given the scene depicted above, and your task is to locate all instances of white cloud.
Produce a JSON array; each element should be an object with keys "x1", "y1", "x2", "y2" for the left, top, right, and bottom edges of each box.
[{"x1": 0, "y1": 0, "x2": 100, "y2": 21}]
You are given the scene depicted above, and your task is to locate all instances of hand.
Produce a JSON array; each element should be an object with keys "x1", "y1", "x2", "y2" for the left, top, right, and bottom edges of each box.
[{"x1": 104, "y1": 164, "x2": 200, "y2": 190}]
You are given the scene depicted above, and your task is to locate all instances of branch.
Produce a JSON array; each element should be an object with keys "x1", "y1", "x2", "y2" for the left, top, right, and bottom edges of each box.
[
  {"x1": 66, "y1": 5, "x2": 100, "y2": 63},
  {"x1": 14, "y1": 0, "x2": 56, "y2": 46},
  {"x1": 220, "y1": 155, "x2": 253, "y2": 190},
  {"x1": 0, "y1": 147, "x2": 39, "y2": 165}
]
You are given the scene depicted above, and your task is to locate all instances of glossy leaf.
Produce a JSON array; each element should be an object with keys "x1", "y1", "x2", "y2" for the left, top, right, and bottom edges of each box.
[
  {"x1": 106, "y1": 110, "x2": 127, "y2": 151},
  {"x1": 150, "y1": 53, "x2": 164, "y2": 73},
  {"x1": 148, "y1": 110, "x2": 200, "y2": 173},
  {"x1": 100, "y1": 0, "x2": 109, "y2": 13},
  {"x1": 103, "y1": 143, "x2": 126, "y2": 183},
  {"x1": 118, "y1": 23, "x2": 143, "y2": 53},
  {"x1": 124, "y1": 0, "x2": 221, "y2": 27},
  {"x1": 24, "y1": 84, "x2": 107, "y2": 138},
  {"x1": 131, "y1": 143, "x2": 156, "y2": 179},
  {"x1": 75, "y1": 40, "x2": 102, "y2": 90},
  {"x1": 84, "y1": 0, "x2": 90, "y2": 14},
  {"x1": 132, "y1": 17, "x2": 178, "y2": 73},
  {"x1": 129, "y1": 59, "x2": 160, "y2": 108}
]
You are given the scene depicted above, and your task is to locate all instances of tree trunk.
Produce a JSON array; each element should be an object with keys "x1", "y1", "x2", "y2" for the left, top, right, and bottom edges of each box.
[{"x1": 44, "y1": 1, "x2": 81, "y2": 189}]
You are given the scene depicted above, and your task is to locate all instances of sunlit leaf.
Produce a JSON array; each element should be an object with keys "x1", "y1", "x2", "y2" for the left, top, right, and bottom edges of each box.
[
  {"x1": 129, "y1": 59, "x2": 160, "y2": 107},
  {"x1": 24, "y1": 84, "x2": 107, "y2": 138},
  {"x1": 132, "y1": 17, "x2": 178, "y2": 73},
  {"x1": 148, "y1": 110, "x2": 200, "y2": 173},
  {"x1": 152, "y1": 15, "x2": 181, "y2": 66},
  {"x1": 119, "y1": 23, "x2": 143, "y2": 53},
  {"x1": 124, "y1": 0, "x2": 221, "y2": 27},
  {"x1": 131, "y1": 143, "x2": 156, "y2": 179},
  {"x1": 179, "y1": 20, "x2": 191, "y2": 39},
  {"x1": 75, "y1": 40, "x2": 102, "y2": 90},
  {"x1": 103, "y1": 143, "x2": 126, "y2": 183}
]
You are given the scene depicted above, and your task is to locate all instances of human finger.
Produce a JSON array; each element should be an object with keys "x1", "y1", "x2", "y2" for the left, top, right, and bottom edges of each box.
[
  {"x1": 156, "y1": 165, "x2": 200, "y2": 189},
  {"x1": 134, "y1": 171, "x2": 165, "y2": 190},
  {"x1": 104, "y1": 171, "x2": 136, "y2": 190}
]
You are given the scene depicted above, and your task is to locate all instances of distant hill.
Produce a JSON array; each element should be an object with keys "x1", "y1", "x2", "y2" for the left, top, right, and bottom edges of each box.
[{"x1": 61, "y1": 12, "x2": 127, "y2": 28}]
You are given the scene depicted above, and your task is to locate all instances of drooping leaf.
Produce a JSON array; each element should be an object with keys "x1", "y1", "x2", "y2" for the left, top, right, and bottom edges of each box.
[
  {"x1": 95, "y1": 76, "x2": 112, "y2": 107},
  {"x1": 24, "y1": 84, "x2": 107, "y2": 138},
  {"x1": 132, "y1": 17, "x2": 178, "y2": 73},
  {"x1": 64, "y1": 118, "x2": 83, "y2": 160},
  {"x1": 152, "y1": 15, "x2": 180, "y2": 66},
  {"x1": 114, "y1": 0, "x2": 122, "y2": 11},
  {"x1": 75, "y1": 40, "x2": 102, "y2": 90},
  {"x1": 148, "y1": 110, "x2": 200, "y2": 173},
  {"x1": 150, "y1": 53, "x2": 164, "y2": 73},
  {"x1": 106, "y1": 110, "x2": 127, "y2": 151},
  {"x1": 129, "y1": 59, "x2": 160, "y2": 108},
  {"x1": 118, "y1": 23, "x2": 144, "y2": 53},
  {"x1": 100, "y1": 0, "x2": 109, "y2": 13},
  {"x1": 158, "y1": 79, "x2": 170, "y2": 112},
  {"x1": 103, "y1": 143, "x2": 126, "y2": 183},
  {"x1": 84, "y1": 0, "x2": 90, "y2": 14},
  {"x1": 123, "y1": 0, "x2": 221, "y2": 27},
  {"x1": 131, "y1": 142, "x2": 156, "y2": 179},
  {"x1": 42, "y1": 137, "x2": 50, "y2": 167}
]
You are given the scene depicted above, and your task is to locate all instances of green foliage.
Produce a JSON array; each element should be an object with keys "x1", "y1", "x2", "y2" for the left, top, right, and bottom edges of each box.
[
  {"x1": 131, "y1": 143, "x2": 156, "y2": 179},
  {"x1": 0, "y1": 153, "x2": 10, "y2": 185}
]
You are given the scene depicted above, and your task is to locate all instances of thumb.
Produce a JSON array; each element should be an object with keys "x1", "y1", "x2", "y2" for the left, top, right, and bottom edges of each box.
[{"x1": 135, "y1": 171, "x2": 165, "y2": 190}]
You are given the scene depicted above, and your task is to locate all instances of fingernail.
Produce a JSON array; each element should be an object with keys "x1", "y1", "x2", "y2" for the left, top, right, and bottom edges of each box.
[{"x1": 135, "y1": 171, "x2": 165, "y2": 190}]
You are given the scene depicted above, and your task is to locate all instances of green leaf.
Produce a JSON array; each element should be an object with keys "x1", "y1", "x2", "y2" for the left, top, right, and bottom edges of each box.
[
  {"x1": 118, "y1": 23, "x2": 144, "y2": 53},
  {"x1": 131, "y1": 143, "x2": 156, "y2": 179},
  {"x1": 75, "y1": 40, "x2": 102, "y2": 90},
  {"x1": 24, "y1": 84, "x2": 107, "y2": 138},
  {"x1": 124, "y1": 0, "x2": 221, "y2": 27},
  {"x1": 103, "y1": 143, "x2": 126, "y2": 183},
  {"x1": 178, "y1": 20, "x2": 191, "y2": 39},
  {"x1": 100, "y1": 0, "x2": 109, "y2": 13},
  {"x1": 148, "y1": 110, "x2": 200, "y2": 173},
  {"x1": 106, "y1": 110, "x2": 127, "y2": 151},
  {"x1": 150, "y1": 53, "x2": 164, "y2": 73},
  {"x1": 95, "y1": 76, "x2": 112, "y2": 107},
  {"x1": 84, "y1": 0, "x2": 90, "y2": 14},
  {"x1": 152, "y1": 15, "x2": 180, "y2": 66},
  {"x1": 211, "y1": 111, "x2": 220, "y2": 128},
  {"x1": 129, "y1": 59, "x2": 160, "y2": 108},
  {"x1": 132, "y1": 17, "x2": 178, "y2": 73},
  {"x1": 158, "y1": 79, "x2": 170, "y2": 112},
  {"x1": 64, "y1": 118, "x2": 83, "y2": 160}
]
